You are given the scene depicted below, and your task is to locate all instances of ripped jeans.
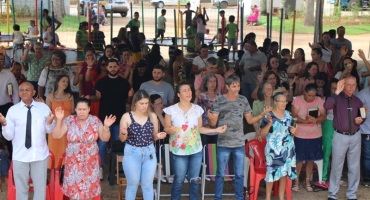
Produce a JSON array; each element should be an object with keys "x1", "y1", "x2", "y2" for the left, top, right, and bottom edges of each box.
[{"x1": 171, "y1": 151, "x2": 202, "y2": 200}]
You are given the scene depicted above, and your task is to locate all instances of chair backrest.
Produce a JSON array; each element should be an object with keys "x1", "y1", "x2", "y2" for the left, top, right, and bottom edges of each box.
[
  {"x1": 116, "y1": 155, "x2": 124, "y2": 185},
  {"x1": 245, "y1": 139, "x2": 267, "y2": 171}
]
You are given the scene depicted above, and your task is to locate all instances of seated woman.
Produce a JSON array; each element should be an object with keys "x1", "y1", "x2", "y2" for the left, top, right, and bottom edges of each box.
[{"x1": 247, "y1": 5, "x2": 259, "y2": 25}]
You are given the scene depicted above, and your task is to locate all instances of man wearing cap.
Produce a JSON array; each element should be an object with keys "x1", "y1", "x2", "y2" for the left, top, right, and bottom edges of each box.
[{"x1": 92, "y1": 23, "x2": 106, "y2": 51}]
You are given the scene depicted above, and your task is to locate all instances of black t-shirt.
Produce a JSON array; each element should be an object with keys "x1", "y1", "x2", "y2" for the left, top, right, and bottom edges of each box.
[
  {"x1": 133, "y1": 72, "x2": 152, "y2": 92},
  {"x1": 131, "y1": 33, "x2": 141, "y2": 53},
  {"x1": 94, "y1": 76, "x2": 131, "y2": 124}
]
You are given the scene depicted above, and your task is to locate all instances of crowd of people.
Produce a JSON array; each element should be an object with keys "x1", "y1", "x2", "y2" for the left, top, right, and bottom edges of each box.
[{"x1": 0, "y1": 4, "x2": 370, "y2": 200}]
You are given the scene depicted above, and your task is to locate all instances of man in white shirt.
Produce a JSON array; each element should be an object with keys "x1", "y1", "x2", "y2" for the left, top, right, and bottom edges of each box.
[
  {"x1": 192, "y1": 44, "x2": 212, "y2": 77},
  {"x1": 0, "y1": 82, "x2": 54, "y2": 200},
  {"x1": 140, "y1": 65, "x2": 175, "y2": 106}
]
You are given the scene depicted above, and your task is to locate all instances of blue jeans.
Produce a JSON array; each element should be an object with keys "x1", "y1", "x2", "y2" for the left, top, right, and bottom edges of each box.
[
  {"x1": 241, "y1": 82, "x2": 256, "y2": 100},
  {"x1": 214, "y1": 146, "x2": 245, "y2": 200},
  {"x1": 122, "y1": 143, "x2": 157, "y2": 200},
  {"x1": 362, "y1": 134, "x2": 370, "y2": 182},
  {"x1": 171, "y1": 151, "x2": 202, "y2": 200},
  {"x1": 98, "y1": 124, "x2": 119, "y2": 168}
]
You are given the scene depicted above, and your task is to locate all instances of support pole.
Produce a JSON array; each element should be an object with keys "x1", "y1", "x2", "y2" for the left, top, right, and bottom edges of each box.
[
  {"x1": 35, "y1": 0, "x2": 39, "y2": 35},
  {"x1": 155, "y1": 6, "x2": 157, "y2": 43},
  {"x1": 240, "y1": 3, "x2": 244, "y2": 50},
  {"x1": 11, "y1": 0, "x2": 15, "y2": 25},
  {"x1": 266, "y1": 13, "x2": 270, "y2": 38},
  {"x1": 177, "y1": 1, "x2": 180, "y2": 39},
  {"x1": 279, "y1": 8, "x2": 283, "y2": 52},
  {"x1": 97, "y1": 2, "x2": 100, "y2": 24},
  {"x1": 141, "y1": 1, "x2": 144, "y2": 34},
  {"x1": 48, "y1": 0, "x2": 50, "y2": 12},
  {"x1": 269, "y1": 0, "x2": 273, "y2": 38},
  {"x1": 313, "y1": 0, "x2": 320, "y2": 46},
  {"x1": 6, "y1": 0, "x2": 10, "y2": 34},
  {"x1": 174, "y1": 9, "x2": 177, "y2": 46},
  {"x1": 236, "y1": 2, "x2": 240, "y2": 46},
  {"x1": 291, "y1": 10, "x2": 296, "y2": 54},
  {"x1": 130, "y1": 2, "x2": 133, "y2": 19},
  {"x1": 217, "y1": 2, "x2": 220, "y2": 30},
  {"x1": 51, "y1": 1, "x2": 55, "y2": 46},
  {"x1": 180, "y1": 11, "x2": 183, "y2": 51},
  {"x1": 88, "y1": 4, "x2": 92, "y2": 43},
  {"x1": 110, "y1": 7, "x2": 113, "y2": 44}
]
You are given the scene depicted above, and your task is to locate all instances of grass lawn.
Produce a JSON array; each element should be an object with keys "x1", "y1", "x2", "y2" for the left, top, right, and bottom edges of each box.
[
  {"x1": 0, "y1": 15, "x2": 84, "y2": 33},
  {"x1": 258, "y1": 16, "x2": 370, "y2": 35}
]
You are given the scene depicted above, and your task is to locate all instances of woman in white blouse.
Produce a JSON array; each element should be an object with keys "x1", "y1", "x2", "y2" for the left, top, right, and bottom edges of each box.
[{"x1": 164, "y1": 82, "x2": 226, "y2": 200}]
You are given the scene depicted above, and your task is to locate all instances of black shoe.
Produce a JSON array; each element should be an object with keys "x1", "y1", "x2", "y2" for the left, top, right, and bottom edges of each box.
[
  {"x1": 348, "y1": 199, "x2": 357, "y2": 200},
  {"x1": 328, "y1": 198, "x2": 336, "y2": 200}
]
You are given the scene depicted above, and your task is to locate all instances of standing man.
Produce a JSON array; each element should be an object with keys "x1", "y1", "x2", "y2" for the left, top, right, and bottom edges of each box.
[
  {"x1": 239, "y1": 40, "x2": 267, "y2": 100},
  {"x1": 126, "y1": 12, "x2": 140, "y2": 31},
  {"x1": 1, "y1": 82, "x2": 54, "y2": 200},
  {"x1": 331, "y1": 26, "x2": 352, "y2": 64},
  {"x1": 91, "y1": 58, "x2": 133, "y2": 180},
  {"x1": 20, "y1": 42, "x2": 50, "y2": 97},
  {"x1": 208, "y1": 74, "x2": 271, "y2": 200},
  {"x1": 324, "y1": 77, "x2": 363, "y2": 200},
  {"x1": 140, "y1": 65, "x2": 174, "y2": 106},
  {"x1": 354, "y1": 81, "x2": 370, "y2": 187},
  {"x1": 40, "y1": 9, "x2": 62, "y2": 32},
  {"x1": 0, "y1": 52, "x2": 20, "y2": 159},
  {"x1": 92, "y1": 23, "x2": 106, "y2": 51}
]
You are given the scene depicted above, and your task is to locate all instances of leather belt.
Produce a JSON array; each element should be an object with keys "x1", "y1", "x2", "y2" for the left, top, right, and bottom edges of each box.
[{"x1": 334, "y1": 129, "x2": 359, "y2": 136}]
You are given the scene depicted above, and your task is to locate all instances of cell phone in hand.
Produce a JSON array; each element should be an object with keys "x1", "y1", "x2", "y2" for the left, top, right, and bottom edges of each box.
[{"x1": 291, "y1": 118, "x2": 297, "y2": 127}]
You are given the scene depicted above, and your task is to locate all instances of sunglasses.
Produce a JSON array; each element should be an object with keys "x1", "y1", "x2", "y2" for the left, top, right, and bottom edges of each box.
[{"x1": 51, "y1": 57, "x2": 61, "y2": 61}]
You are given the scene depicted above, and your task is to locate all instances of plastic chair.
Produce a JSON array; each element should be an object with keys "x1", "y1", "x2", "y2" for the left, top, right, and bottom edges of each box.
[
  {"x1": 245, "y1": 139, "x2": 292, "y2": 200},
  {"x1": 7, "y1": 150, "x2": 55, "y2": 200},
  {"x1": 55, "y1": 152, "x2": 101, "y2": 200}
]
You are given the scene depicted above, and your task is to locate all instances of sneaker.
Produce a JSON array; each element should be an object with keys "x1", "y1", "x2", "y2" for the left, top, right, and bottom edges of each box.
[
  {"x1": 362, "y1": 181, "x2": 370, "y2": 187},
  {"x1": 100, "y1": 167, "x2": 103, "y2": 180}
]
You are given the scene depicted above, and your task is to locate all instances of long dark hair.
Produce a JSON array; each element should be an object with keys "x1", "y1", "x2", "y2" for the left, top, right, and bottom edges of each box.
[
  {"x1": 263, "y1": 71, "x2": 280, "y2": 89},
  {"x1": 267, "y1": 55, "x2": 280, "y2": 70},
  {"x1": 325, "y1": 78, "x2": 338, "y2": 99},
  {"x1": 97, "y1": 56, "x2": 108, "y2": 75},
  {"x1": 197, "y1": 14, "x2": 207, "y2": 25},
  {"x1": 54, "y1": 75, "x2": 72, "y2": 97},
  {"x1": 303, "y1": 62, "x2": 318, "y2": 79},
  {"x1": 174, "y1": 82, "x2": 192, "y2": 103},
  {"x1": 341, "y1": 57, "x2": 360, "y2": 88},
  {"x1": 150, "y1": 44, "x2": 161, "y2": 56},
  {"x1": 296, "y1": 48, "x2": 305, "y2": 62}
]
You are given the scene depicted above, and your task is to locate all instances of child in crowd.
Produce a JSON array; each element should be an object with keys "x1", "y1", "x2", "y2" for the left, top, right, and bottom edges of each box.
[
  {"x1": 157, "y1": 9, "x2": 167, "y2": 43},
  {"x1": 210, "y1": 28, "x2": 224, "y2": 44},
  {"x1": 279, "y1": 48, "x2": 291, "y2": 72},
  {"x1": 0, "y1": 139, "x2": 10, "y2": 192},
  {"x1": 111, "y1": 37, "x2": 120, "y2": 48},
  {"x1": 226, "y1": 15, "x2": 238, "y2": 61},
  {"x1": 10, "y1": 62, "x2": 27, "y2": 85},
  {"x1": 316, "y1": 72, "x2": 328, "y2": 97},
  {"x1": 183, "y1": 3, "x2": 195, "y2": 30},
  {"x1": 12, "y1": 24, "x2": 25, "y2": 57},
  {"x1": 168, "y1": 37, "x2": 177, "y2": 59},
  {"x1": 24, "y1": 19, "x2": 36, "y2": 35}
]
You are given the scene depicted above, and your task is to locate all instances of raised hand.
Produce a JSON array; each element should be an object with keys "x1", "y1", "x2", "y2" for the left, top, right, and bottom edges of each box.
[
  {"x1": 215, "y1": 125, "x2": 227, "y2": 133},
  {"x1": 358, "y1": 49, "x2": 366, "y2": 60},
  {"x1": 289, "y1": 75, "x2": 298, "y2": 87},
  {"x1": 261, "y1": 63, "x2": 268, "y2": 73},
  {"x1": 340, "y1": 45, "x2": 348, "y2": 57},
  {"x1": 335, "y1": 79, "x2": 345, "y2": 95},
  {"x1": 156, "y1": 131, "x2": 167, "y2": 139},
  {"x1": 0, "y1": 113, "x2": 7, "y2": 126},
  {"x1": 25, "y1": 42, "x2": 32, "y2": 51},
  {"x1": 75, "y1": 63, "x2": 82, "y2": 74},
  {"x1": 54, "y1": 107, "x2": 65, "y2": 120},
  {"x1": 224, "y1": 69, "x2": 235, "y2": 78},
  {"x1": 95, "y1": 90, "x2": 102, "y2": 99},
  {"x1": 262, "y1": 105, "x2": 272, "y2": 115},
  {"x1": 46, "y1": 112, "x2": 54, "y2": 125},
  {"x1": 104, "y1": 114, "x2": 116, "y2": 127},
  {"x1": 257, "y1": 74, "x2": 262, "y2": 85},
  {"x1": 128, "y1": 88, "x2": 134, "y2": 97},
  {"x1": 86, "y1": 57, "x2": 95, "y2": 66}
]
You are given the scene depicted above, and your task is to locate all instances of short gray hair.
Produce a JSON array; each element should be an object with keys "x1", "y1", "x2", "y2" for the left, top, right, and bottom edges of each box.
[
  {"x1": 206, "y1": 57, "x2": 217, "y2": 65},
  {"x1": 201, "y1": 73, "x2": 218, "y2": 92},
  {"x1": 224, "y1": 74, "x2": 240, "y2": 86}
]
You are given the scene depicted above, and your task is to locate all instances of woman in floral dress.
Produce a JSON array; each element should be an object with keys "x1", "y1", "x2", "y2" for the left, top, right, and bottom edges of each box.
[
  {"x1": 164, "y1": 82, "x2": 227, "y2": 200},
  {"x1": 51, "y1": 98, "x2": 116, "y2": 199},
  {"x1": 260, "y1": 92, "x2": 297, "y2": 200}
]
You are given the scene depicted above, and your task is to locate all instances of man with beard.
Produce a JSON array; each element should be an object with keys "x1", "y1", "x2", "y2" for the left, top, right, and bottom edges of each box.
[
  {"x1": 91, "y1": 58, "x2": 133, "y2": 180},
  {"x1": 140, "y1": 64, "x2": 174, "y2": 106}
]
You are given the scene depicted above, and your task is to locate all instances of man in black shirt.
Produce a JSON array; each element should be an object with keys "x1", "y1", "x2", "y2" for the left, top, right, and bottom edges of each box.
[{"x1": 91, "y1": 58, "x2": 133, "y2": 179}]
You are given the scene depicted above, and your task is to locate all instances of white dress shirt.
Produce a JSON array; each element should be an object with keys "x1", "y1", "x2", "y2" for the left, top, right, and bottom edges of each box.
[
  {"x1": 3, "y1": 100, "x2": 54, "y2": 162},
  {"x1": 0, "y1": 69, "x2": 20, "y2": 105}
]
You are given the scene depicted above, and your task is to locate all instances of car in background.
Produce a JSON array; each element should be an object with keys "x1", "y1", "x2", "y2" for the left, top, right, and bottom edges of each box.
[
  {"x1": 103, "y1": 0, "x2": 129, "y2": 17},
  {"x1": 150, "y1": 0, "x2": 190, "y2": 8},
  {"x1": 212, "y1": 0, "x2": 238, "y2": 8}
]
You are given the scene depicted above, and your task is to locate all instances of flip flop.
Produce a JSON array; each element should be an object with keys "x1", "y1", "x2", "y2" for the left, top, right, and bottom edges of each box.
[
  {"x1": 292, "y1": 184, "x2": 299, "y2": 192},
  {"x1": 305, "y1": 185, "x2": 313, "y2": 192}
]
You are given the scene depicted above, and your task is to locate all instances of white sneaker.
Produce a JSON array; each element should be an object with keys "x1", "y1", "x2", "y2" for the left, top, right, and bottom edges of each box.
[
  {"x1": 184, "y1": 178, "x2": 188, "y2": 183},
  {"x1": 100, "y1": 167, "x2": 103, "y2": 180}
]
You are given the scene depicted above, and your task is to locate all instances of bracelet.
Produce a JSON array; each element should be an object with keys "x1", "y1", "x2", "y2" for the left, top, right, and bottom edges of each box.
[
  {"x1": 103, "y1": 126, "x2": 110, "y2": 131},
  {"x1": 87, "y1": 67, "x2": 92, "y2": 69}
]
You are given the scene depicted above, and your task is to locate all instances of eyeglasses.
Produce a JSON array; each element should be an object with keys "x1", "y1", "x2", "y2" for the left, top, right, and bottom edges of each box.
[
  {"x1": 276, "y1": 101, "x2": 288, "y2": 104},
  {"x1": 51, "y1": 57, "x2": 60, "y2": 61},
  {"x1": 271, "y1": 60, "x2": 279, "y2": 64}
]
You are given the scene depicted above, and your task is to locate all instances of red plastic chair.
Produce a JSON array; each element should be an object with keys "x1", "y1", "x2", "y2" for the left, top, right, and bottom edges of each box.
[
  {"x1": 55, "y1": 152, "x2": 101, "y2": 200},
  {"x1": 245, "y1": 139, "x2": 292, "y2": 200},
  {"x1": 8, "y1": 150, "x2": 55, "y2": 200}
]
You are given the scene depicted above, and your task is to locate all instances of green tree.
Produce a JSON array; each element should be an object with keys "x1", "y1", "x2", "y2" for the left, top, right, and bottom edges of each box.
[{"x1": 303, "y1": 0, "x2": 315, "y2": 26}]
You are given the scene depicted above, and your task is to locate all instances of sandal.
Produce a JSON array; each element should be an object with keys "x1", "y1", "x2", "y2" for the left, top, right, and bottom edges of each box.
[
  {"x1": 292, "y1": 184, "x2": 299, "y2": 192},
  {"x1": 340, "y1": 180, "x2": 347, "y2": 187},
  {"x1": 305, "y1": 184, "x2": 313, "y2": 192}
]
